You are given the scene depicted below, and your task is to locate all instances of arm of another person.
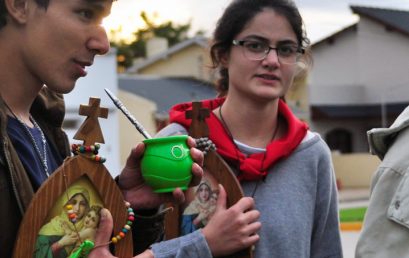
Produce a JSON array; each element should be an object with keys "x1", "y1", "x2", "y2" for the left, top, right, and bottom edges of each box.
[
  {"x1": 356, "y1": 127, "x2": 409, "y2": 258},
  {"x1": 90, "y1": 184, "x2": 260, "y2": 258}
]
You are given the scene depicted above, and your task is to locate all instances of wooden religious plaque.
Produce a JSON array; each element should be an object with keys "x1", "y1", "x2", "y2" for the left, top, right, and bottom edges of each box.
[
  {"x1": 164, "y1": 102, "x2": 253, "y2": 258},
  {"x1": 13, "y1": 98, "x2": 133, "y2": 258}
]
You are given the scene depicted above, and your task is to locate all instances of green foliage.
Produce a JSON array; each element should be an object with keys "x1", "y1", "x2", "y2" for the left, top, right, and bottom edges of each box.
[
  {"x1": 339, "y1": 207, "x2": 367, "y2": 222},
  {"x1": 111, "y1": 11, "x2": 202, "y2": 71}
]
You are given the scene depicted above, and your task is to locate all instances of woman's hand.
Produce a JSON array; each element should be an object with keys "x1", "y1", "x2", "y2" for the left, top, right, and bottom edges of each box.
[
  {"x1": 118, "y1": 137, "x2": 204, "y2": 209},
  {"x1": 202, "y1": 184, "x2": 261, "y2": 257}
]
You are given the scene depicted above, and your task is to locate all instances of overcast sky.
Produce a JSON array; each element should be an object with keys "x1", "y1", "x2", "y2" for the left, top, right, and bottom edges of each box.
[{"x1": 104, "y1": 0, "x2": 409, "y2": 43}]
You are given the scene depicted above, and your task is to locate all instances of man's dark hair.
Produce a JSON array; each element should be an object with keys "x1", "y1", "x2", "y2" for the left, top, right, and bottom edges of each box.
[{"x1": 0, "y1": 0, "x2": 49, "y2": 29}]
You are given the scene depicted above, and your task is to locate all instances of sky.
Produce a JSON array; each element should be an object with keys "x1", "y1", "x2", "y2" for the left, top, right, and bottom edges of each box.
[{"x1": 103, "y1": 0, "x2": 409, "y2": 44}]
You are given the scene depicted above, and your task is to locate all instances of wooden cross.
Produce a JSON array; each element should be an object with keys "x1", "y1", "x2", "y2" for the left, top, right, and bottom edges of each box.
[
  {"x1": 185, "y1": 102, "x2": 210, "y2": 138},
  {"x1": 74, "y1": 97, "x2": 108, "y2": 146},
  {"x1": 13, "y1": 97, "x2": 133, "y2": 257},
  {"x1": 165, "y1": 101, "x2": 253, "y2": 258}
]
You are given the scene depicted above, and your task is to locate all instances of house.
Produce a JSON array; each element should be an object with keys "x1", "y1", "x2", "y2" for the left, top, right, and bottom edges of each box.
[
  {"x1": 127, "y1": 36, "x2": 214, "y2": 83},
  {"x1": 309, "y1": 5, "x2": 409, "y2": 153}
]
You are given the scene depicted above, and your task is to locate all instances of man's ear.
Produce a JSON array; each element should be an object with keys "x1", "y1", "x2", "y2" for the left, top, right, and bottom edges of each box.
[{"x1": 4, "y1": 0, "x2": 30, "y2": 24}]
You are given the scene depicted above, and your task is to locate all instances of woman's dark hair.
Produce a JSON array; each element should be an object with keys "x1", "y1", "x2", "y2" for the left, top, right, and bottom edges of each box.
[
  {"x1": 210, "y1": 0, "x2": 310, "y2": 96},
  {"x1": 0, "y1": 0, "x2": 49, "y2": 29}
]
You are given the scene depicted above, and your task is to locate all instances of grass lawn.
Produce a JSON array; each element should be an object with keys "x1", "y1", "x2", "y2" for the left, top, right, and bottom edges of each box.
[{"x1": 339, "y1": 207, "x2": 367, "y2": 222}]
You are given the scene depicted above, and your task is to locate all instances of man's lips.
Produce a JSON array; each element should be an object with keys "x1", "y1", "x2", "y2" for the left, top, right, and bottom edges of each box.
[{"x1": 73, "y1": 60, "x2": 92, "y2": 77}]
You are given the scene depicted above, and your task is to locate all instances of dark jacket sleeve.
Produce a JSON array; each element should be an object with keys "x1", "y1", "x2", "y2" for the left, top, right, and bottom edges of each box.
[{"x1": 131, "y1": 209, "x2": 165, "y2": 255}]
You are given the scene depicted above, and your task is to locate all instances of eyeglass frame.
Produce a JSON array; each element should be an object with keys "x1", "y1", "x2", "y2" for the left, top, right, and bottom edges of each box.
[{"x1": 232, "y1": 39, "x2": 305, "y2": 64}]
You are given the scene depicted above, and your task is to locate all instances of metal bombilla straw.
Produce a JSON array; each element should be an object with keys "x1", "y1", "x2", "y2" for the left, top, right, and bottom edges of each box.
[{"x1": 104, "y1": 88, "x2": 152, "y2": 139}]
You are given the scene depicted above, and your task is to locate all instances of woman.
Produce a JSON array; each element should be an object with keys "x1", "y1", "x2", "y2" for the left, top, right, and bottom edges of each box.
[
  {"x1": 34, "y1": 187, "x2": 91, "y2": 258},
  {"x1": 158, "y1": 0, "x2": 343, "y2": 257}
]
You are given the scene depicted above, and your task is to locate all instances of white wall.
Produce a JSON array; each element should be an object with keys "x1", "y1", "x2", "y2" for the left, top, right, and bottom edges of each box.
[
  {"x1": 310, "y1": 19, "x2": 409, "y2": 106},
  {"x1": 64, "y1": 50, "x2": 121, "y2": 176},
  {"x1": 357, "y1": 17, "x2": 409, "y2": 103}
]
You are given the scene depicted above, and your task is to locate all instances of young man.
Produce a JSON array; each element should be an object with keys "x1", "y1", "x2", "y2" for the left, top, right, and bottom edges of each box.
[{"x1": 0, "y1": 0, "x2": 203, "y2": 257}]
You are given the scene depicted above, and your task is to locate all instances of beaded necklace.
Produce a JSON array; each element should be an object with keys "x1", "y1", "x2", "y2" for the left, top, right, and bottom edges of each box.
[{"x1": 4, "y1": 102, "x2": 49, "y2": 177}]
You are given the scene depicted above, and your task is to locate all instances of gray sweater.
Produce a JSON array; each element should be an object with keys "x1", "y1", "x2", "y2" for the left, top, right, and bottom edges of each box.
[{"x1": 151, "y1": 124, "x2": 343, "y2": 258}]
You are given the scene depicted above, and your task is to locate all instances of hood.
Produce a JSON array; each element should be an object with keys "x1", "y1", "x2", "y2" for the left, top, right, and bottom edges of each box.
[{"x1": 367, "y1": 105, "x2": 409, "y2": 160}]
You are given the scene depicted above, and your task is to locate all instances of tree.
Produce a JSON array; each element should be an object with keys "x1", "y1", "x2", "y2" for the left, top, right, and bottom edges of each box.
[{"x1": 110, "y1": 11, "x2": 204, "y2": 71}]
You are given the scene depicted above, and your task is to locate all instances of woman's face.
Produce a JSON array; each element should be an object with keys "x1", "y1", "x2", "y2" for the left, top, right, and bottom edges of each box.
[
  {"x1": 225, "y1": 8, "x2": 298, "y2": 103},
  {"x1": 84, "y1": 210, "x2": 99, "y2": 229},
  {"x1": 69, "y1": 194, "x2": 88, "y2": 220},
  {"x1": 198, "y1": 184, "x2": 210, "y2": 202}
]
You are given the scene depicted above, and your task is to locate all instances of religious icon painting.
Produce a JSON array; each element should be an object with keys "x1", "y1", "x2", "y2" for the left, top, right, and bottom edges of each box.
[
  {"x1": 34, "y1": 178, "x2": 104, "y2": 258},
  {"x1": 180, "y1": 173, "x2": 219, "y2": 236},
  {"x1": 164, "y1": 102, "x2": 253, "y2": 258},
  {"x1": 13, "y1": 98, "x2": 133, "y2": 258}
]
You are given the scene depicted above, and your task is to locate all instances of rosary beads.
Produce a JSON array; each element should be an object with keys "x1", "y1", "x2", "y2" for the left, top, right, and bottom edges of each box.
[
  {"x1": 195, "y1": 137, "x2": 217, "y2": 155},
  {"x1": 71, "y1": 144, "x2": 106, "y2": 163}
]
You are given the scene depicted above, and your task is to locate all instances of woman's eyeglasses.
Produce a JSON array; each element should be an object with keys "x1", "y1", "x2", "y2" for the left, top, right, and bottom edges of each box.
[{"x1": 232, "y1": 39, "x2": 304, "y2": 65}]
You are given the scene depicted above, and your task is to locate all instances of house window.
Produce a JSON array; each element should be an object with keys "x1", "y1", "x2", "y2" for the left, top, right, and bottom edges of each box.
[{"x1": 326, "y1": 128, "x2": 352, "y2": 153}]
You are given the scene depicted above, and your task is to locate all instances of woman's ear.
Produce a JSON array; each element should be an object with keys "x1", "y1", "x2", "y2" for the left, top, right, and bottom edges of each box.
[
  {"x1": 4, "y1": 0, "x2": 30, "y2": 25},
  {"x1": 220, "y1": 52, "x2": 230, "y2": 68}
]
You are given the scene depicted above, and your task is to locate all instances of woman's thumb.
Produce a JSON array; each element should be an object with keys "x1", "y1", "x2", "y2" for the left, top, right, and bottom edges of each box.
[{"x1": 215, "y1": 184, "x2": 227, "y2": 212}]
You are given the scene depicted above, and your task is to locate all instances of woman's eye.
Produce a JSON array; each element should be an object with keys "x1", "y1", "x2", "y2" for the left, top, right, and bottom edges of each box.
[
  {"x1": 245, "y1": 41, "x2": 265, "y2": 52},
  {"x1": 278, "y1": 45, "x2": 296, "y2": 56}
]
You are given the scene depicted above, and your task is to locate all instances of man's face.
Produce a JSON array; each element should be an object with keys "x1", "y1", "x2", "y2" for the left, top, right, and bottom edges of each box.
[{"x1": 21, "y1": 0, "x2": 112, "y2": 93}]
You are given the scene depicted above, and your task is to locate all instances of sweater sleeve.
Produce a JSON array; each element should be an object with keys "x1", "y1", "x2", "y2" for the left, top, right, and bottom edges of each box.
[
  {"x1": 310, "y1": 144, "x2": 343, "y2": 258},
  {"x1": 151, "y1": 230, "x2": 212, "y2": 258}
]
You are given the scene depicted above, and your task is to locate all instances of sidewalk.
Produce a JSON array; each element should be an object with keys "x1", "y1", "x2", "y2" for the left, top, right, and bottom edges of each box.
[
  {"x1": 338, "y1": 187, "x2": 370, "y2": 258},
  {"x1": 338, "y1": 187, "x2": 370, "y2": 205}
]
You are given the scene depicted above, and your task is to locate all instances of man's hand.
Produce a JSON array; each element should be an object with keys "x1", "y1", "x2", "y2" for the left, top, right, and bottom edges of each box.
[
  {"x1": 118, "y1": 136, "x2": 204, "y2": 209},
  {"x1": 89, "y1": 209, "x2": 154, "y2": 258}
]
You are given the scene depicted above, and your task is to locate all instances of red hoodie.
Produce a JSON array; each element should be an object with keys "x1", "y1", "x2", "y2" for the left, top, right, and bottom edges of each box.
[{"x1": 169, "y1": 98, "x2": 308, "y2": 181}]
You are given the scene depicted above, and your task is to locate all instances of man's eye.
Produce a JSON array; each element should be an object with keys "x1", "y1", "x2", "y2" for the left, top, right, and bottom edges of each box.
[
  {"x1": 244, "y1": 41, "x2": 266, "y2": 52},
  {"x1": 78, "y1": 9, "x2": 94, "y2": 19}
]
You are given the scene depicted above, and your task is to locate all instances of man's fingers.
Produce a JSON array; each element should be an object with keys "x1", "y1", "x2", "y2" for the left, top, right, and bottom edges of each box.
[
  {"x1": 190, "y1": 147, "x2": 204, "y2": 167},
  {"x1": 95, "y1": 208, "x2": 113, "y2": 245},
  {"x1": 89, "y1": 208, "x2": 116, "y2": 257},
  {"x1": 124, "y1": 143, "x2": 145, "y2": 169},
  {"x1": 189, "y1": 163, "x2": 203, "y2": 186},
  {"x1": 172, "y1": 187, "x2": 185, "y2": 204}
]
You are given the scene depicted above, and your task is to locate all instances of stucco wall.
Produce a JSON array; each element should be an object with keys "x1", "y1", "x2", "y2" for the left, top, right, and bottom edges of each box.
[
  {"x1": 138, "y1": 45, "x2": 213, "y2": 82},
  {"x1": 332, "y1": 152, "x2": 380, "y2": 188},
  {"x1": 117, "y1": 90, "x2": 157, "y2": 165}
]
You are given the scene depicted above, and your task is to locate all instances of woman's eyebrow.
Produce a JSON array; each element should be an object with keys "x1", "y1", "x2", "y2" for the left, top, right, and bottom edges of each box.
[{"x1": 239, "y1": 35, "x2": 298, "y2": 45}]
